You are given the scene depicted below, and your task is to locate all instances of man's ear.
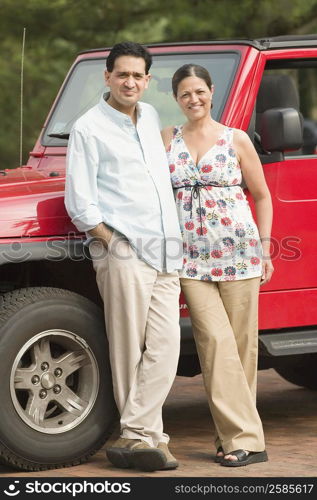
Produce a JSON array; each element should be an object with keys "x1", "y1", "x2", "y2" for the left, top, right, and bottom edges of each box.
[
  {"x1": 104, "y1": 70, "x2": 110, "y2": 86},
  {"x1": 144, "y1": 73, "x2": 152, "y2": 89}
]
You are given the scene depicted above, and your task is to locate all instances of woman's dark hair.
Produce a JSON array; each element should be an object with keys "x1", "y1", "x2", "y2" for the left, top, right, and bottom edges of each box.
[
  {"x1": 106, "y1": 41, "x2": 152, "y2": 74},
  {"x1": 172, "y1": 64, "x2": 213, "y2": 97}
]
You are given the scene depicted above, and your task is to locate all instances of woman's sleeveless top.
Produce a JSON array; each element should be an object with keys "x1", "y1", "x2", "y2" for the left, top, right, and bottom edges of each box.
[{"x1": 167, "y1": 126, "x2": 262, "y2": 281}]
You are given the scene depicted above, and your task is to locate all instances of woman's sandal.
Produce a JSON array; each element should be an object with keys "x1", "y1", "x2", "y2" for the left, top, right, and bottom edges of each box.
[
  {"x1": 215, "y1": 446, "x2": 224, "y2": 463},
  {"x1": 221, "y1": 449, "x2": 268, "y2": 467}
]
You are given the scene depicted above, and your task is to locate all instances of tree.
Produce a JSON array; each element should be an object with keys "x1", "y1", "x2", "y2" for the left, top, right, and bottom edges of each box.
[{"x1": 1, "y1": 0, "x2": 317, "y2": 168}]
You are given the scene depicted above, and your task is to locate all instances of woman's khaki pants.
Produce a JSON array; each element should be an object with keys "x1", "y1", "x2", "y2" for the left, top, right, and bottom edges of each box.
[{"x1": 180, "y1": 276, "x2": 265, "y2": 453}]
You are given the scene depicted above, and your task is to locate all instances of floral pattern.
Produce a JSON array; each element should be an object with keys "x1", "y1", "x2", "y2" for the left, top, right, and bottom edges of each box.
[{"x1": 167, "y1": 126, "x2": 262, "y2": 281}]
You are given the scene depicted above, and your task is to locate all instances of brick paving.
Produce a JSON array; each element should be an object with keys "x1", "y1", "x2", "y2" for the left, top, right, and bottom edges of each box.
[{"x1": 1, "y1": 368, "x2": 317, "y2": 478}]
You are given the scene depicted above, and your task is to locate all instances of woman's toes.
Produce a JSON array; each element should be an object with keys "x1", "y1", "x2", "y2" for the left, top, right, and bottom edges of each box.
[{"x1": 224, "y1": 450, "x2": 249, "y2": 461}]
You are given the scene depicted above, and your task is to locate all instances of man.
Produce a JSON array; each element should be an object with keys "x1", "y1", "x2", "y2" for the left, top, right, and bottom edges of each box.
[{"x1": 65, "y1": 42, "x2": 182, "y2": 472}]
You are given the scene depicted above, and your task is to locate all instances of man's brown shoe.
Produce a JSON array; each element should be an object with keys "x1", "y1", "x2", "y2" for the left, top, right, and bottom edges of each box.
[
  {"x1": 132, "y1": 441, "x2": 167, "y2": 471},
  {"x1": 157, "y1": 442, "x2": 179, "y2": 470},
  {"x1": 106, "y1": 438, "x2": 137, "y2": 469},
  {"x1": 106, "y1": 437, "x2": 167, "y2": 471}
]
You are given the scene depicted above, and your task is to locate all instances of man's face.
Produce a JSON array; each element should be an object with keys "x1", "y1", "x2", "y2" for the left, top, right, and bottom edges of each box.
[{"x1": 105, "y1": 55, "x2": 150, "y2": 110}]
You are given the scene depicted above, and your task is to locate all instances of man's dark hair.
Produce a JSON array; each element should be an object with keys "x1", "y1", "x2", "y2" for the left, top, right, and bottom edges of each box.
[{"x1": 106, "y1": 42, "x2": 152, "y2": 74}]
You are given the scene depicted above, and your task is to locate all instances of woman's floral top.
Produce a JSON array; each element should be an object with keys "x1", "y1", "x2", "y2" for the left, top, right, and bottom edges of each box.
[{"x1": 167, "y1": 126, "x2": 262, "y2": 281}]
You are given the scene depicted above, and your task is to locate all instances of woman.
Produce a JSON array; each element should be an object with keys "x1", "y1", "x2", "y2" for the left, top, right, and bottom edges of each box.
[{"x1": 162, "y1": 64, "x2": 274, "y2": 467}]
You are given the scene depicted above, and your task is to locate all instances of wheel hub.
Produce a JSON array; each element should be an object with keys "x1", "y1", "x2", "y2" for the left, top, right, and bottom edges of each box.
[{"x1": 41, "y1": 372, "x2": 56, "y2": 390}]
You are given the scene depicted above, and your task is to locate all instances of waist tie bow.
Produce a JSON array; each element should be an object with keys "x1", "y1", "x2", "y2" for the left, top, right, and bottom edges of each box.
[{"x1": 173, "y1": 181, "x2": 241, "y2": 234}]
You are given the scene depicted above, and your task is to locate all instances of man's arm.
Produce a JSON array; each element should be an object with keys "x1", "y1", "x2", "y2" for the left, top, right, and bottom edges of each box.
[{"x1": 65, "y1": 127, "x2": 113, "y2": 248}]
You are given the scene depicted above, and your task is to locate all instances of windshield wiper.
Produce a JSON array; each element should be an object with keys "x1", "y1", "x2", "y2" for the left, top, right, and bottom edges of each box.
[{"x1": 48, "y1": 132, "x2": 70, "y2": 139}]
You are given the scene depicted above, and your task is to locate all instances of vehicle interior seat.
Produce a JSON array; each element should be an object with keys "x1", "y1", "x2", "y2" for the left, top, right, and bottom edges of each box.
[{"x1": 255, "y1": 73, "x2": 303, "y2": 157}]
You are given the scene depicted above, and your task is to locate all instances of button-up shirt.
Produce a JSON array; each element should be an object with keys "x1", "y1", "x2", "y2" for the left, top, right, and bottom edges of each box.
[{"x1": 65, "y1": 94, "x2": 182, "y2": 272}]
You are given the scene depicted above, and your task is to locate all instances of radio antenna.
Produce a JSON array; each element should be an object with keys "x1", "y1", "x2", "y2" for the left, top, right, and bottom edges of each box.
[{"x1": 20, "y1": 27, "x2": 26, "y2": 166}]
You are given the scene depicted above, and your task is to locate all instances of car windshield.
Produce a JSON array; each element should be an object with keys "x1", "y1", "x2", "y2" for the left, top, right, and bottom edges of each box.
[{"x1": 43, "y1": 52, "x2": 239, "y2": 146}]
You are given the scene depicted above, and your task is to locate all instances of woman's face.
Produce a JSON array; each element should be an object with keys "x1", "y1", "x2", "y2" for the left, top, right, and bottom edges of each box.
[{"x1": 175, "y1": 76, "x2": 213, "y2": 121}]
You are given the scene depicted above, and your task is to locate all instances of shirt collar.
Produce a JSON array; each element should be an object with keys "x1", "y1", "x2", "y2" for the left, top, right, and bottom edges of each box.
[{"x1": 99, "y1": 92, "x2": 142, "y2": 125}]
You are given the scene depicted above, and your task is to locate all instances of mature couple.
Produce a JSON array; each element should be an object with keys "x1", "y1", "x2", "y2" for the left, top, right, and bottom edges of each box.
[{"x1": 65, "y1": 42, "x2": 273, "y2": 472}]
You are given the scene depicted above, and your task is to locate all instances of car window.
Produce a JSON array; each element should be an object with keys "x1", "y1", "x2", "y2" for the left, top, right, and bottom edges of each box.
[
  {"x1": 258, "y1": 60, "x2": 317, "y2": 157},
  {"x1": 43, "y1": 52, "x2": 239, "y2": 146}
]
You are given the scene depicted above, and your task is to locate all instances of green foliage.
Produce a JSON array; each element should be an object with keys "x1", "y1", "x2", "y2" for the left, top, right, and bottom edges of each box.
[{"x1": 1, "y1": 0, "x2": 317, "y2": 168}]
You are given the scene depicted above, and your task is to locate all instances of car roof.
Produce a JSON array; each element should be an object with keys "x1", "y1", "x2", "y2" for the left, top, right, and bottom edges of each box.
[{"x1": 79, "y1": 35, "x2": 317, "y2": 55}]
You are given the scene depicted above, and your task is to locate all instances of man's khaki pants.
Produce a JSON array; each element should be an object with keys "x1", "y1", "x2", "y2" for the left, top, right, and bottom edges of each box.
[
  {"x1": 90, "y1": 231, "x2": 180, "y2": 447},
  {"x1": 180, "y1": 277, "x2": 265, "y2": 453}
]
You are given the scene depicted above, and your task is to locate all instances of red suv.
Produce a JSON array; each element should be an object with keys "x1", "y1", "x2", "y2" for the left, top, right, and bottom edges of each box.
[{"x1": 1, "y1": 35, "x2": 317, "y2": 470}]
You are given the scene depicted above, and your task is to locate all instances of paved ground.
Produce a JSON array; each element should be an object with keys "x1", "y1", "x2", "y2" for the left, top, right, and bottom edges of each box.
[{"x1": 1, "y1": 368, "x2": 316, "y2": 478}]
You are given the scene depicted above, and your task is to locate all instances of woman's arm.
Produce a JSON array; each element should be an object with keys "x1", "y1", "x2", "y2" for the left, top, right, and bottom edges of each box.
[
  {"x1": 161, "y1": 126, "x2": 174, "y2": 151},
  {"x1": 234, "y1": 129, "x2": 274, "y2": 285}
]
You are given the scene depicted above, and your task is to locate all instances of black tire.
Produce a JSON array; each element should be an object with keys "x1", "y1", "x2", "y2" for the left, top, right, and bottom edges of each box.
[
  {"x1": 275, "y1": 354, "x2": 317, "y2": 390},
  {"x1": 0, "y1": 287, "x2": 118, "y2": 471}
]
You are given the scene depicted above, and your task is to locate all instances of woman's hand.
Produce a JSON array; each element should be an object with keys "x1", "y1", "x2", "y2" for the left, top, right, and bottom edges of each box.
[{"x1": 260, "y1": 257, "x2": 274, "y2": 285}]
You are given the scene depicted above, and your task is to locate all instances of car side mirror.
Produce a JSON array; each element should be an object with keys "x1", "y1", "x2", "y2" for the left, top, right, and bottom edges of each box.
[{"x1": 260, "y1": 108, "x2": 303, "y2": 152}]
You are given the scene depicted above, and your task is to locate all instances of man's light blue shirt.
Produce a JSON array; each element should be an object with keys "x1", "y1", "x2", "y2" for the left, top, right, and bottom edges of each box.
[{"x1": 65, "y1": 94, "x2": 183, "y2": 272}]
